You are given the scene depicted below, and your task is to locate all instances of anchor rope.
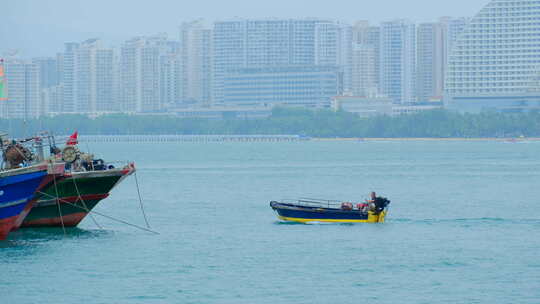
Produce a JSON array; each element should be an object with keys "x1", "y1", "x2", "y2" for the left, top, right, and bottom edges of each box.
[
  {"x1": 52, "y1": 173, "x2": 66, "y2": 235},
  {"x1": 71, "y1": 176, "x2": 102, "y2": 229},
  {"x1": 37, "y1": 191, "x2": 159, "y2": 235},
  {"x1": 133, "y1": 170, "x2": 150, "y2": 228}
]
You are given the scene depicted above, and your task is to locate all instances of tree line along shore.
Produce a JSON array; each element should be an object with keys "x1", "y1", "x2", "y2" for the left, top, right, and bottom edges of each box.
[{"x1": 2, "y1": 108, "x2": 540, "y2": 139}]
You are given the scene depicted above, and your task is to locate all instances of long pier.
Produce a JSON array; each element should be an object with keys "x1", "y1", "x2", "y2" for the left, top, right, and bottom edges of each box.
[{"x1": 78, "y1": 135, "x2": 309, "y2": 143}]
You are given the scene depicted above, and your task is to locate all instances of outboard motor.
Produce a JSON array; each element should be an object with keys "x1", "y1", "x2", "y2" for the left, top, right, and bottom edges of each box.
[{"x1": 373, "y1": 197, "x2": 390, "y2": 215}]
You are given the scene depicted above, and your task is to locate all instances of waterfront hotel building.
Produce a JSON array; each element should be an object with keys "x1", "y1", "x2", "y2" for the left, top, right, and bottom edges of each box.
[
  {"x1": 213, "y1": 19, "x2": 348, "y2": 107},
  {"x1": 222, "y1": 66, "x2": 341, "y2": 107},
  {"x1": 445, "y1": 0, "x2": 540, "y2": 112}
]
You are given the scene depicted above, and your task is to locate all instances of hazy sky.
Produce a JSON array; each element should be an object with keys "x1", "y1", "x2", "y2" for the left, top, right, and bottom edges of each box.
[{"x1": 3, "y1": 0, "x2": 490, "y2": 57}]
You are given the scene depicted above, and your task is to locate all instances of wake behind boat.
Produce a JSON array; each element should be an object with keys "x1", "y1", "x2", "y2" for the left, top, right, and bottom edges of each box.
[{"x1": 270, "y1": 192, "x2": 390, "y2": 224}]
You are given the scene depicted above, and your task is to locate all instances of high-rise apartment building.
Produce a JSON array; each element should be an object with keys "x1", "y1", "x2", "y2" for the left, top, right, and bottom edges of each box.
[
  {"x1": 59, "y1": 39, "x2": 115, "y2": 114},
  {"x1": 313, "y1": 22, "x2": 352, "y2": 93},
  {"x1": 416, "y1": 22, "x2": 445, "y2": 101},
  {"x1": 213, "y1": 18, "x2": 344, "y2": 106},
  {"x1": 2, "y1": 60, "x2": 41, "y2": 119},
  {"x1": 41, "y1": 85, "x2": 63, "y2": 115},
  {"x1": 416, "y1": 17, "x2": 468, "y2": 101},
  {"x1": 159, "y1": 51, "x2": 183, "y2": 107},
  {"x1": 351, "y1": 21, "x2": 380, "y2": 96},
  {"x1": 119, "y1": 34, "x2": 180, "y2": 112},
  {"x1": 379, "y1": 20, "x2": 417, "y2": 103},
  {"x1": 439, "y1": 17, "x2": 469, "y2": 62},
  {"x1": 61, "y1": 42, "x2": 78, "y2": 113},
  {"x1": 32, "y1": 57, "x2": 59, "y2": 89},
  {"x1": 336, "y1": 23, "x2": 353, "y2": 93},
  {"x1": 445, "y1": 0, "x2": 540, "y2": 112},
  {"x1": 416, "y1": 18, "x2": 469, "y2": 102},
  {"x1": 32, "y1": 57, "x2": 61, "y2": 116},
  {"x1": 76, "y1": 39, "x2": 115, "y2": 113},
  {"x1": 351, "y1": 44, "x2": 378, "y2": 97},
  {"x1": 35, "y1": 55, "x2": 64, "y2": 114},
  {"x1": 179, "y1": 20, "x2": 212, "y2": 105}
]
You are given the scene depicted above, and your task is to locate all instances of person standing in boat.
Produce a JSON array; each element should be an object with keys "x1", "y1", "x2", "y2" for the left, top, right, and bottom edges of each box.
[{"x1": 367, "y1": 192, "x2": 377, "y2": 211}]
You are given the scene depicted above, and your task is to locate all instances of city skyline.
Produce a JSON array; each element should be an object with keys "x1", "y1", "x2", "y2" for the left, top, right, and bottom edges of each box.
[
  {"x1": 4, "y1": 0, "x2": 540, "y2": 119},
  {"x1": 0, "y1": 16, "x2": 469, "y2": 119},
  {"x1": 3, "y1": 0, "x2": 489, "y2": 57}
]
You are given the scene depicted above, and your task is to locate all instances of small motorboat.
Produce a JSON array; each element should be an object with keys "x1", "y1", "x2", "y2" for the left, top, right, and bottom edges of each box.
[{"x1": 270, "y1": 192, "x2": 390, "y2": 224}]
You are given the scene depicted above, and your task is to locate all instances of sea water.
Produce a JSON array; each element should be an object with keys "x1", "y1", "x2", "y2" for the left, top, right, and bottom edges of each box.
[{"x1": 2, "y1": 140, "x2": 540, "y2": 303}]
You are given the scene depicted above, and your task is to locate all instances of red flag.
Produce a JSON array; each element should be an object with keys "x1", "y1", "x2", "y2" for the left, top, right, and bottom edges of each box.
[{"x1": 66, "y1": 131, "x2": 78, "y2": 145}]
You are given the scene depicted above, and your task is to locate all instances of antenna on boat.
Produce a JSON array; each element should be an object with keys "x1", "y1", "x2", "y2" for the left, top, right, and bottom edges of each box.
[{"x1": 0, "y1": 132, "x2": 6, "y2": 170}]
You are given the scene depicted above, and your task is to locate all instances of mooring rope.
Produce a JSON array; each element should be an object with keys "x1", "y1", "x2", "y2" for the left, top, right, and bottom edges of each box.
[
  {"x1": 52, "y1": 173, "x2": 66, "y2": 235},
  {"x1": 133, "y1": 171, "x2": 150, "y2": 229},
  {"x1": 71, "y1": 176, "x2": 103, "y2": 229},
  {"x1": 37, "y1": 191, "x2": 159, "y2": 235}
]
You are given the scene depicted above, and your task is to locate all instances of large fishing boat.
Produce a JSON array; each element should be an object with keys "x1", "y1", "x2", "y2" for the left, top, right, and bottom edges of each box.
[
  {"x1": 11, "y1": 163, "x2": 64, "y2": 230},
  {"x1": 6, "y1": 136, "x2": 66, "y2": 231},
  {"x1": 270, "y1": 192, "x2": 390, "y2": 224},
  {"x1": 21, "y1": 132, "x2": 136, "y2": 228},
  {"x1": 0, "y1": 134, "x2": 66, "y2": 239},
  {"x1": 0, "y1": 166, "x2": 49, "y2": 239}
]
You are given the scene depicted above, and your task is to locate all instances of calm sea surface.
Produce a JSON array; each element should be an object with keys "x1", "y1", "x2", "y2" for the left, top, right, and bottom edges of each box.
[{"x1": 2, "y1": 140, "x2": 540, "y2": 303}]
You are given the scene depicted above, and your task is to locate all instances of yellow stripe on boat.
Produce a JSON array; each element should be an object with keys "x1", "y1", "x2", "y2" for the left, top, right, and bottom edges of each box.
[{"x1": 278, "y1": 211, "x2": 387, "y2": 224}]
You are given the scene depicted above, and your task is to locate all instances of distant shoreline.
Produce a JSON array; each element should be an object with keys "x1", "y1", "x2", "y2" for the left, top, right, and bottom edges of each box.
[
  {"x1": 313, "y1": 137, "x2": 540, "y2": 142},
  {"x1": 6, "y1": 109, "x2": 540, "y2": 139},
  {"x1": 76, "y1": 134, "x2": 540, "y2": 143}
]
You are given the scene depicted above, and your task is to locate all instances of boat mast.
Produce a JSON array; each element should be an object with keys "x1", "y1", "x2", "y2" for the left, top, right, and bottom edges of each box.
[{"x1": 0, "y1": 58, "x2": 11, "y2": 136}]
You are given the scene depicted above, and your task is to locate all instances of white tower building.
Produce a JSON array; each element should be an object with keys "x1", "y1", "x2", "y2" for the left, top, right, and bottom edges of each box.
[
  {"x1": 2, "y1": 60, "x2": 41, "y2": 119},
  {"x1": 180, "y1": 20, "x2": 212, "y2": 105},
  {"x1": 352, "y1": 21, "x2": 380, "y2": 97},
  {"x1": 379, "y1": 20, "x2": 417, "y2": 103},
  {"x1": 120, "y1": 34, "x2": 179, "y2": 112},
  {"x1": 59, "y1": 39, "x2": 116, "y2": 114},
  {"x1": 417, "y1": 22, "x2": 446, "y2": 101},
  {"x1": 445, "y1": 0, "x2": 540, "y2": 112},
  {"x1": 352, "y1": 44, "x2": 378, "y2": 97}
]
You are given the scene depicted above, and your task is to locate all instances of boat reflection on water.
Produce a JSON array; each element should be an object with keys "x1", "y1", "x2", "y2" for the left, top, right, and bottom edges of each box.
[{"x1": 270, "y1": 192, "x2": 390, "y2": 224}]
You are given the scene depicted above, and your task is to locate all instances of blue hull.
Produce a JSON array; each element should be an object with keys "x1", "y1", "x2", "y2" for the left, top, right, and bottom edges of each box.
[
  {"x1": 0, "y1": 169, "x2": 47, "y2": 239},
  {"x1": 274, "y1": 203, "x2": 368, "y2": 220},
  {"x1": 270, "y1": 201, "x2": 387, "y2": 223},
  {"x1": 270, "y1": 202, "x2": 368, "y2": 220}
]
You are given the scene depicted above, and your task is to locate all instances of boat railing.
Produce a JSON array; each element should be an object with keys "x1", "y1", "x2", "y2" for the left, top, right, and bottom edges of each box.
[
  {"x1": 64, "y1": 159, "x2": 133, "y2": 173},
  {"x1": 104, "y1": 160, "x2": 133, "y2": 168},
  {"x1": 88, "y1": 160, "x2": 133, "y2": 171},
  {"x1": 280, "y1": 198, "x2": 348, "y2": 209}
]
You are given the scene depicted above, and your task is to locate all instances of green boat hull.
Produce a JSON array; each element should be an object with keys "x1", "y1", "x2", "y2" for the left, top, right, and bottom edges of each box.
[{"x1": 22, "y1": 167, "x2": 134, "y2": 227}]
